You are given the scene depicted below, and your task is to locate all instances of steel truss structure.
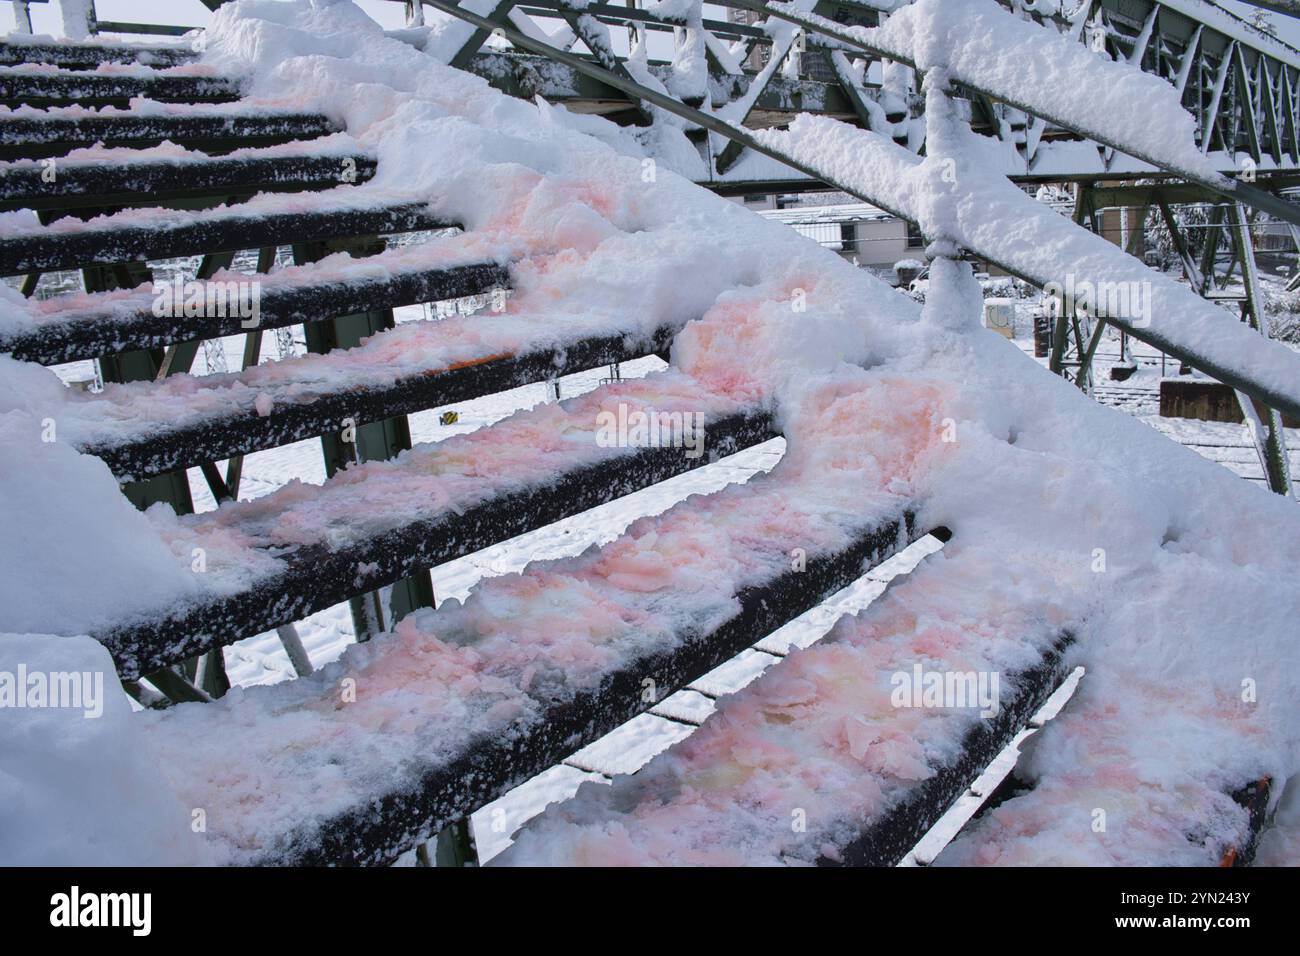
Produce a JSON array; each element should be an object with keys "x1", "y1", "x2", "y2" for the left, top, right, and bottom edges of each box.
[{"x1": 406, "y1": 0, "x2": 1300, "y2": 189}]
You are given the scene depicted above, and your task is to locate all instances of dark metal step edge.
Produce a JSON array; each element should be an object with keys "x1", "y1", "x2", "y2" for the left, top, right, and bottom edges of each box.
[
  {"x1": 0, "y1": 153, "x2": 377, "y2": 213},
  {"x1": 85, "y1": 323, "x2": 674, "y2": 482},
  {"x1": 0, "y1": 41, "x2": 195, "y2": 69},
  {"x1": 0, "y1": 72, "x2": 241, "y2": 106},
  {"x1": 0, "y1": 112, "x2": 336, "y2": 161},
  {"x1": 0, "y1": 201, "x2": 453, "y2": 275},
  {"x1": 2, "y1": 259, "x2": 501, "y2": 365}
]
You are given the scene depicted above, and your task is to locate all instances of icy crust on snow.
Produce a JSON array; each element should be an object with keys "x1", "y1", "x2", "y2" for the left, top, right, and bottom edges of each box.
[
  {"x1": 0, "y1": 633, "x2": 201, "y2": 865},
  {"x1": 141, "y1": 362, "x2": 940, "y2": 863},
  {"x1": 840, "y1": 0, "x2": 1224, "y2": 183},
  {"x1": 500, "y1": 329, "x2": 1300, "y2": 866},
  {"x1": 755, "y1": 114, "x2": 1300, "y2": 410}
]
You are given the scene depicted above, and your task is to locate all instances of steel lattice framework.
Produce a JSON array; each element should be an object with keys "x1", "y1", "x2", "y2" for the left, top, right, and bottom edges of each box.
[{"x1": 393, "y1": 0, "x2": 1300, "y2": 191}]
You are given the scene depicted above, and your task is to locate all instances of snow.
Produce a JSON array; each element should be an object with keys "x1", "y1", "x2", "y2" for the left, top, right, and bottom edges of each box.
[
  {"x1": 753, "y1": 115, "x2": 1300, "y2": 415},
  {"x1": 713, "y1": 2, "x2": 809, "y2": 126},
  {"x1": 199, "y1": 354, "x2": 766, "y2": 689},
  {"x1": 0, "y1": 632, "x2": 202, "y2": 865},
  {"x1": 499, "y1": 325, "x2": 1300, "y2": 866},
  {"x1": 817, "y1": 0, "x2": 1226, "y2": 183},
  {"x1": 54, "y1": 0, "x2": 92, "y2": 42},
  {"x1": 419, "y1": 0, "x2": 505, "y2": 65},
  {"x1": 498, "y1": 545, "x2": 1067, "y2": 865},
  {"x1": 1, "y1": 0, "x2": 1299, "y2": 869},
  {"x1": 136, "y1": 371, "x2": 922, "y2": 860},
  {"x1": 0, "y1": 373, "x2": 200, "y2": 636}
]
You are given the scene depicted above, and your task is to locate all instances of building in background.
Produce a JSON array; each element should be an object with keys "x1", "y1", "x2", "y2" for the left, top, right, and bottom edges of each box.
[{"x1": 753, "y1": 201, "x2": 927, "y2": 270}]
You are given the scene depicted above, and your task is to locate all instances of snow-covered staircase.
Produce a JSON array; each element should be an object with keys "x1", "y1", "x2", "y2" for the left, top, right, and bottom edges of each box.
[{"x1": 1, "y1": 1, "x2": 1297, "y2": 869}]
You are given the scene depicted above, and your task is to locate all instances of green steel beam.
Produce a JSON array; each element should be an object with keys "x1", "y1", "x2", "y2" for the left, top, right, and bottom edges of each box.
[
  {"x1": 554, "y1": 8, "x2": 653, "y2": 122},
  {"x1": 1157, "y1": 198, "x2": 1204, "y2": 289},
  {"x1": 715, "y1": 21, "x2": 806, "y2": 173},
  {"x1": 1227, "y1": 202, "x2": 1294, "y2": 496},
  {"x1": 827, "y1": 50, "x2": 882, "y2": 134},
  {"x1": 1199, "y1": 204, "x2": 1227, "y2": 295},
  {"x1": 466, "y1": 50, "x2": 862, "y2": 121},
  {"x1": 1087, "y1": 176, "x2": 1300, "y2": 207},
  {"x1": 94, "y1": 22, "x2": 194, "y2": 37},
  {"x1": 293, "y1": 236, "x2": 437, "y2": 639},
  {"x1": 147, "y1": 667, "x2": 212, "y2": 704},
  {"x1": 1259, "y1": 57, "x2": 1284, "y2": 165},
  {"x1": 1235, "y1": 44, "x2": 1264, "y2": 165},
  {"x1": 1202, "y1": 40, "x2": 1236, "y2": 156},
  {"x1": 1075, "y1": 201, "x2": 1149, "y2": 387},
  {"x1": 434, "y1": 818, "x2": 478, "y2": 867},
  {"x1": 451, "y1": 0, "x2": 518, "y2": 71},
  {"x1": 518, "y1": 1, "x2": 767, "y2": 41},
  {"x1": 424, "y1": 0, "x2": 907, "y2": 209}
]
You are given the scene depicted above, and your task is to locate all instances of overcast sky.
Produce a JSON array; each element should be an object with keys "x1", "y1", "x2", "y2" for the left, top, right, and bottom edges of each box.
[{"x1": 3, "y1": 1, "x2": 1300, "y2": 68}]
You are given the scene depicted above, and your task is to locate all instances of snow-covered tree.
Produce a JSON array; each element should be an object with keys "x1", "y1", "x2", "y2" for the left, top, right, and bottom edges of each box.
[{"x1": 1144, "y1": 202, "x2": 1211, "y2": 272}]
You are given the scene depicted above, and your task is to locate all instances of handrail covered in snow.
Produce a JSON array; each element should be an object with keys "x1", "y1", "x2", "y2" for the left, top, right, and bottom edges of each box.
[{"x1": 729, "y1": 0, "x2": 1300, "y2": 226}]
